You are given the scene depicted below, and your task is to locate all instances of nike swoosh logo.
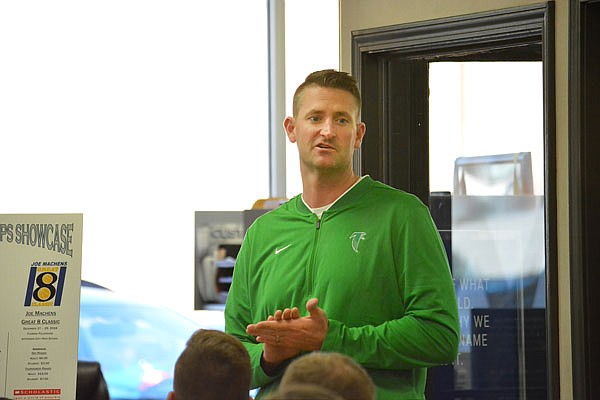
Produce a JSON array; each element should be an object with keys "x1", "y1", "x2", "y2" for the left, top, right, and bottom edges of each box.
[{"x1": 275, "y1": 244, "x2": 292, "y2": 254}]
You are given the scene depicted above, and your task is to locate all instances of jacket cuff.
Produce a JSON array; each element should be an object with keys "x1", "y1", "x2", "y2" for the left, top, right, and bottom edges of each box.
[{"x1": 322, "y1": 318, "x2": 342, "y2": 351}]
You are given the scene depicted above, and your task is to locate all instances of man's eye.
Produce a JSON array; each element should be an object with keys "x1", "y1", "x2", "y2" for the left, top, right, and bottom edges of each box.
[
  {"x1": 309, "y1": 116, "x2": 320, "y2": 122},
  {"x1": 337, "y1": 118, "x2": 349, "y2": 124}
]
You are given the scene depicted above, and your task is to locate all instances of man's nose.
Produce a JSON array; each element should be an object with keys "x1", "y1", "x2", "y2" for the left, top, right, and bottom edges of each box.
[{"x1": 319, "y1": 119, "x2": 335, "y2": 137}]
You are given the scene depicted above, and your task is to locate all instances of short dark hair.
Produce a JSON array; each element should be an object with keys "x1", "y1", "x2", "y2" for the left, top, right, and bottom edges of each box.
[
  {"x1": 279, "y1": 351, "x2": 376, "y2": 400},
  {"x1": 173, "y1": 329, "x2": 251, "y2": 400},
  {"x1": 266, "y1": 383, "x2": 344, "y2": 400},
  {"x1": 292, "y1": 69, "x2": 362, "y2": 118}
]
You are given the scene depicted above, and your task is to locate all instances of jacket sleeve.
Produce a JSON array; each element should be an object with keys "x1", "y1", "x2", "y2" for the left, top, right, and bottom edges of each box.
[
  {"x1": 224, "y1": 230, "x2": 279, "y2": 389},
  {"x1": 323, "y1": 205, "x2": 460, "y2": 369}
]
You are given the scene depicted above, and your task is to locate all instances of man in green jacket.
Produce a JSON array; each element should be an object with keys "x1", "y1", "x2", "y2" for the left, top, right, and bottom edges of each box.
[{"x1": 225, "y1": 69, "x2": 459, "y2": 399}]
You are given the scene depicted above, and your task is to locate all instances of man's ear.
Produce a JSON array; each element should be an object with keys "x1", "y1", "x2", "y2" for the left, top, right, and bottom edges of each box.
[
  {"x1": 283, "y1": 116, "x2": 296, "y2": 143},
  {"x1": 167, "y1": 390, "x2": 176, "y2": 400},
  {"x1": 354, "y1": 122, "x2": 366, "y2": 149}
]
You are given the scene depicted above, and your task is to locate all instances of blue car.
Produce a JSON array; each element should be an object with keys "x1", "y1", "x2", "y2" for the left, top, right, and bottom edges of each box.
[{"x1": 78, "y1": 282, "x2": 217, "y2": 399}]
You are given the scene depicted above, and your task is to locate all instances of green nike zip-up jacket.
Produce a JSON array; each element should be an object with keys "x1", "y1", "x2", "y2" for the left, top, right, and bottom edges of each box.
[{"x1": 225, "y1": 176, "x2": 459, "y2": 400}]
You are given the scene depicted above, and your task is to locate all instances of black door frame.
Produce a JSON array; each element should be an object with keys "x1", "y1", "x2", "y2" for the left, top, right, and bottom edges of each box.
[
  {"x1": 569, "y1": 1, "x2": 600, "y2": 399},
  {"x1": 351, "y1": 3, "x2": 558, "y2": 399}
]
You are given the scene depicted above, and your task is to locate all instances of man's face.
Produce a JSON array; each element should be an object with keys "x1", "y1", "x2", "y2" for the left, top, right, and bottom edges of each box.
[{"x1": 284, "y1": 86, "x2": 366, "y2": 176}]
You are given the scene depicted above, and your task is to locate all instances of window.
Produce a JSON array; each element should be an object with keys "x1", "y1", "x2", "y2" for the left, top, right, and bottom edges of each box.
[
  {"x1": 1, "y1": 1, "x2": 270, "y2": 311},
  {"x1": 284, "y1": 0, "x2": 340, "y2": 198},
  {"x1": 429, "y1": 61, "x2": 547, "y2": 399}
]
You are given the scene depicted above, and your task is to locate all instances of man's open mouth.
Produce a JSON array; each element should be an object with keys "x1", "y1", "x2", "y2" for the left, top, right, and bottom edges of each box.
[{"x1": 316, "y1": 143, "x2": 334, "y2": 149}]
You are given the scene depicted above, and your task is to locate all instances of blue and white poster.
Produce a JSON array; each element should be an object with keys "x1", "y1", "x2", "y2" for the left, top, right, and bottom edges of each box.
[{"x1": 0, "y1": 214, "x2": 83, "y2": 400}]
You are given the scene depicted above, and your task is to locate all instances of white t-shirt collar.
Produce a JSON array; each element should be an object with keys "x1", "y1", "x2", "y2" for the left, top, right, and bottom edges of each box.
[{"x1": 302, "y1": 175, "x2": 366, "y2": 219}]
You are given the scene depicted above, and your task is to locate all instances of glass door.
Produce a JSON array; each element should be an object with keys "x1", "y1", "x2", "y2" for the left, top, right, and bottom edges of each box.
[{"x1": 428, "y1": 61, "x2": 547, "y2": 399}]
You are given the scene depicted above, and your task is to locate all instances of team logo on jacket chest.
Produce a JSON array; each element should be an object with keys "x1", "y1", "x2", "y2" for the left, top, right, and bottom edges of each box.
[{"x1": 349, "y1": 232, "x2": 366, "y2": 253}]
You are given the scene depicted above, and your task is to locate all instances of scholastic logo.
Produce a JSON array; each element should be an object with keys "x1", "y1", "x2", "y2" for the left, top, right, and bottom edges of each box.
[
  {"x1": 14, "y1": 388, "x2": 61, "y2": 395},
  {"x1": 24, "y1": 265, "x2": 67, "y2": 307}
]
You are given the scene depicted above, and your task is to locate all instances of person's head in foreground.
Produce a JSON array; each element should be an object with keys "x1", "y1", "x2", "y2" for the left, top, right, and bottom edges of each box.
[
  {"x1": 265, "y1": 383, "x2": 344, "y2": 400},
  {"x1": 278, "y1": 351, "x2": 376, "y2": 400},
  {"x1": 167, "y1": 329, "x2": 251, "y2": 400}
]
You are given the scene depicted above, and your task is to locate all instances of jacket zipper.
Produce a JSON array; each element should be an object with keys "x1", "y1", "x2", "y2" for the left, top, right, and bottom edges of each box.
[{"x1": 307, "y1": 216, "x2": 321, "y2": 294}]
